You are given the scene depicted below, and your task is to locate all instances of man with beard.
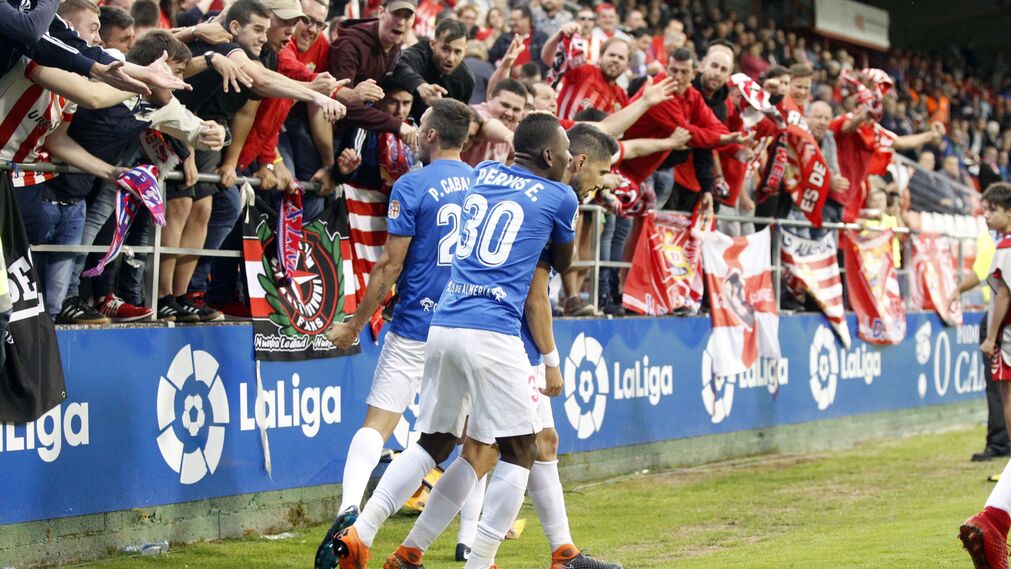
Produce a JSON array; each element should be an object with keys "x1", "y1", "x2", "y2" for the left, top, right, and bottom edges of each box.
[
  {"x1": 669, "y1": 40, "x2": 734, "y2": 212},
  {"x1": 541, "y1": 22, "x2": 629, "y2": 121},
  {"x1": 392, "y1": 18, "x2": 474, "y2": 123}
]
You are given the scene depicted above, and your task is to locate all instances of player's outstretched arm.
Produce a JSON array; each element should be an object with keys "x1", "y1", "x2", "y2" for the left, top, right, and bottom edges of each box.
[
  {"x1": 325, "y1": 235, "x2": 412, "y2": 349},
  {"x1": 525, "y1": 263, "x2": 562, "y2": 396}
]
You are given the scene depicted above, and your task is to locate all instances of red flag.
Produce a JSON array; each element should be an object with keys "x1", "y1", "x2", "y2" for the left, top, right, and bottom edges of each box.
[
  {"x1": 701, "y1": 228, "x2": 780, "y2": 376},
  {"x1": 780, "y1": 230, "x2": 851, "y2": 348},
  {"x1": 783, "y1": 126, "x2": 830, "y2": 227},
  {"x1": 842, "y1": 229, "x2": 907, "y2": 345},
  {"x1": 911, "y1": 234, "x2": 963, "y2": 326},
  {"x1": 622, "y1": 212, "x2": 705, "y2": 315}
]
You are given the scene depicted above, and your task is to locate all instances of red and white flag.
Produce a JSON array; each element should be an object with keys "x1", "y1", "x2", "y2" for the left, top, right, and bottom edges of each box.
[
  {"x1": 842, "y1": 229, "x2": 907, "y2": 345},
  {"x1": 780, "y1": 231, "x2": 851, "y2": 348},
  {"x1": 623, "y1": 211, "x2": 705, "y2": 315},
  {"x1": 911, "y1": 234, "x2": 963, "y2": 326},
  {"x1": 344, "y1": 184, "x2": 389, "y2": 340},
  {"x1": 701, "y1": 228, "x2": 780, "y2": 376}
]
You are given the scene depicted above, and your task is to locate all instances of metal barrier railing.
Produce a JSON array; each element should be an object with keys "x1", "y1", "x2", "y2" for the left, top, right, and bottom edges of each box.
[{"x1": 0, "y1": 161, "x2": 982, "y2": 323}]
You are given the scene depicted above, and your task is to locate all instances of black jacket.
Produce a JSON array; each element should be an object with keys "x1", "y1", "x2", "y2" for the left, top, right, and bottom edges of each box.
[{"x1": 392, "y1": 39, "x2": 475, "y2": 123}]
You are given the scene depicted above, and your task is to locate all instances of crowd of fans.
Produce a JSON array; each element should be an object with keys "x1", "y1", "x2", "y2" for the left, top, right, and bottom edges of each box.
[{"x1": 4, "y1": 0, "x2": 1009, "y2": 325}]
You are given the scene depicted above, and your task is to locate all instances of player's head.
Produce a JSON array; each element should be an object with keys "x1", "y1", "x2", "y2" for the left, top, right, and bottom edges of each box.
[
  {"x1": 99, "y1": 6, "x2": 136, "y2": 52},
  {"x1": 431, "y1": 19, "x2": 468, "y2": 77},
  {"x1": 513, "y1": 113, "x2": 570, "y2": 182},
  {"x1": 666, "y1": 47, "x2": 695, "y2": 95},
  {"x1": 788, "y1": 63, "x2": 814, "y2": 103},
  {"x1": 565, "y1": 123, "x2": 618, "y2": 199},
  {"x1": 417, "y1": 99, "x2": 473, "y2": 164},
  {"x1": 983, "y1": 183, "x2": 1011, "y2": 232}
]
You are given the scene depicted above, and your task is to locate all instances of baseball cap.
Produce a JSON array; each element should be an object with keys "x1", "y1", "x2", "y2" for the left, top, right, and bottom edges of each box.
[
  {"x1": 260, "y1": 0, "x2": 306, "y2": 21},
  {"x1": 382, "y1": 0, "x2": 417, "y2": 13}
]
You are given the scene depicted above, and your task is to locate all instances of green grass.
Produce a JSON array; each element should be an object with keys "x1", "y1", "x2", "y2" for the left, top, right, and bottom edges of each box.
[{"x1": 73, "y1": 427, "x2": 1002, "y2": 568}]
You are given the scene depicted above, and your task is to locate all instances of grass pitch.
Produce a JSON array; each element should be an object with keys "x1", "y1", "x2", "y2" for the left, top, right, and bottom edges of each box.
[{"x1": 75, "y1": 426, "x2": 1000, "y2": 568}]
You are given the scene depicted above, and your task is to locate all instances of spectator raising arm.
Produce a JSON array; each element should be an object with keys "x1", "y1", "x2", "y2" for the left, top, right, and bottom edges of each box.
[
  {"x1": 0, "y1": 0, "x2": 60, "y2": 46},
  {"x1": 894, "y1": 122, "x2": 946, "y2": 151},
  {"x1": 28, "y1": 64, "x2": 135, "y2": 111},
  {"x1": 539, "y1": 21, "x2": 581, "y2": 66},
  {"x1": 620, "y1": 128, "x2": 692, "y2": 160},
  {"x1": 232, "y1": 53, "x2": 347, "y2": 122},
  {"x1": 590, "y1": 76, "x2": 677, "y2": 137},
  {"x1": 486, "y1": 34, "x2": 524, "y2": 101}
]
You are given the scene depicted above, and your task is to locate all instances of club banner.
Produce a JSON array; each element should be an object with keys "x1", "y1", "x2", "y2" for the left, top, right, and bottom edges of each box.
[
  {"x1": 781, "y1": 231, "x2": 851, "y2": 348},
  {"x1": 623, "y1": 211, "x2": 704, "y2": 315},
  {"x1": 784, "y1": 126, "x2": 830, "y2": 227},
  {"x1": 243, "y1": 196, "x2": 360, "y2": 361},
  {"x1": 911, "y1": 233, "x2": 963, "y2": 326},
  {"x1": 842, "y1": 229, "x2": 906, "y2": 345},
  {"x1": 701, "y1": 227, "x2": 780, "y2": 376},
  {"x1": 0, "y1": 177, "x2": 66, "y2": 422}
]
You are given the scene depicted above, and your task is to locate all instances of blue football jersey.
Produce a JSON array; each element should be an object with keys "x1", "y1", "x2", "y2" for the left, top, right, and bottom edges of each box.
[
  {"x1": 386, "y1": 159, "x2": 474, "y2": 342},
  {"x1": 432, "y1": 161, "x2": 578, "y2": 336}
]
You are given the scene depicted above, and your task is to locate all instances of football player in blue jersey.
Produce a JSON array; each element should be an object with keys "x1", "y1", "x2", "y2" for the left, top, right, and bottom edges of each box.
[
  {"x1": 329, "y1": 114, "x2": 617, "y2": 569},
  {"x1": 513, "y1": 123, "x2": 623, "y2": 569},
  {"x1": 314, "y1": 97, "x2": 478, "y2": 569}
]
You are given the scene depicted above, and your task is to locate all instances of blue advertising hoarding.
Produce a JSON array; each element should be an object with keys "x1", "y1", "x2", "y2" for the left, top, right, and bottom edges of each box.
[{"x1": 0, "y1": 312, "x2": 986, "y2": 525}]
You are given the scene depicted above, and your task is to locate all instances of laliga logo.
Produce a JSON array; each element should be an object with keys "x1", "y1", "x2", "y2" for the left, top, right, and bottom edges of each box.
[
  {"x1": 809, "y1": 326, "x2": 839, "y2": 411},
  {"x1": 563, "y1": 333, "x2": 609, "y2": 439},
  {"x1": 156, "y1": 345, "x2": 230, "y2": 485}
]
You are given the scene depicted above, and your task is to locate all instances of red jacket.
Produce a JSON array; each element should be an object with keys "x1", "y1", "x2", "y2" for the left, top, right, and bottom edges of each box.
[
  {"x1": 618, "y1": 74, "x2": 729, "y2": 185},
  {"x1": 239, "y1": 36, "x2": 329, "y2": 169},
  {"x1": 329, "y1": 18, "x2": 403, "y2": 134}
]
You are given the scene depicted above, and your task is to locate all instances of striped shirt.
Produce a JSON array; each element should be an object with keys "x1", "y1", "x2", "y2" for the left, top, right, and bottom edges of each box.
[
  {"x1": 0, "y1": 57, "x2": 76, "y2": 187},
  {"x1": 556, "y1": 63, "x2": 627, "y2": 121}
]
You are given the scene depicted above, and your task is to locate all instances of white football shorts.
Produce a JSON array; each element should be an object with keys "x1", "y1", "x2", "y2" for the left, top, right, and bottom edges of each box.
[
  {"x1": 365, "y1": 331, "x2": 426, "y2": 413},
  {"x1": 416, "y1": 325, "x2": 542, "y2": 444}
]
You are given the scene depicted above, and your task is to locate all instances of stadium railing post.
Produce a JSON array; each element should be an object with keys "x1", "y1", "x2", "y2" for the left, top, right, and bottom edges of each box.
[
  {"x1": 590, "y1": 205, "x2": 602, "y2": 314},
  {"x1": 772, "y1": 224, "x2": 781, "y2": 312},
  {"x1": 147, "y1": 224, "x2": 162, "y2": 321}
]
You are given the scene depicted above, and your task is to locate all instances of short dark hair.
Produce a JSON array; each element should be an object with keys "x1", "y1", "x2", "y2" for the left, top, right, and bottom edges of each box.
[
  {"x1": 434, "y1": 18, "x2": 467, "y2": 43},
  {"x1": 379, "y1": 75, "x2": 411, "y2": 97},
  {"x1": 572, "y1": 108, "x2": 607, "y2": 122},
  {"x1": 671, "y1": 46, "x2": 694, "y2": 64},
  {"x1": 425, "y1": 98, "x2": 473, "y2": 149},
  {"x1": 518, "y1": 62, "x2": 541, "y2": 80},
  {"x1": 130, "y1": 0, "x2": 160, "y2": 27},
  {"x1": 100, "y1": 6, "x2": 134, "y2": 34},
  {"x1": 763, "y1": 65, "x2": 790, "y2": 81},
  {"x1": 983, "y1": 183, "x2": 1011, "y2": 210},
  {"x1": 789, "y1": 63, "x2": 814, "y2": 79},
  {"x1": 226, "y1": 0, "x2": 270, "y2": 29},
  {"x1": 127, "y1": 29, "x2": 192, "y2": 66},
  {"x1": 490, "y1": 78, "x2": 528, "y2": 100},
  {"x1": 513, "y1": 6, "x2": 532, "y2": 20},
  {"x1": 513, "y1": 113, "x2": 563, "y2": 160},
  {"x1": 568, "y1": 123, "x2": 618, "y2": 164}
]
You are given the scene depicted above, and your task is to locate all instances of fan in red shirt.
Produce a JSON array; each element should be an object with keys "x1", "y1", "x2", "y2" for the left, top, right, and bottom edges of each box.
[
  {"x1": 238, "y1": 0, "x2": 340, "y2": 192},
  {"x1": 541, "y1": 22, "x2": 629, "y2": 120},
  {"x1": 618, "y1": 47, "x2": 748, "y2": 216},
  {"x1": 830, "y1": 69, "x2": 945, "y2": 222}
]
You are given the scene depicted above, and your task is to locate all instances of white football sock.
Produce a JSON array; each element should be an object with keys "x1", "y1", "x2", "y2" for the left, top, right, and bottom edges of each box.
[
  {"x1": 339, "y1": 427, "x2": 386, "y2": 514},
  {"x1": 402, "y1": 458, "x2": 479, "y2": 552},
  {"x1": 986, "y1": 458, "x2": 1011, "y2": 513},
  {"x1": 355, "y1": 443, "x2": 435, "y2": 548},
  {"x1": 528, "y1": 459, "x2": 573, "y2": 552},
  {"x1": 457, "y1": 475, "x2": 487, "y2": 547},
  {"x1": 465, "y1": 461, "x2": 531, "y2": 569}
]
